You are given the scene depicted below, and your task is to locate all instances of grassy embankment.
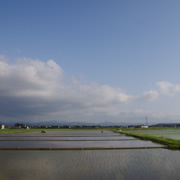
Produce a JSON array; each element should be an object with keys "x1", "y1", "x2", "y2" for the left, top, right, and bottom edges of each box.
[{"x1": 113, "y1": 128, "x2": 180, "y2": 149}]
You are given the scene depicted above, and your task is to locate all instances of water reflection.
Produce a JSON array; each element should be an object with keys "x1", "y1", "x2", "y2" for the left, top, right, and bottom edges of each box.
[
  {"x1": 0, "y1": 130, "x2": 163, "y2": 149},
  {"x1": 0, "y1": 149, "x2": 180, "y2": 180}
]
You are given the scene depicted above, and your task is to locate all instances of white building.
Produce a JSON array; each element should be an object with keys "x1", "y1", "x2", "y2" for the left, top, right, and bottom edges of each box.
[
  {"x1": 141, "y1": 125, "x2": 148, "y2": 128},
  {"x1": 0, "y1": 125, "x2": 5, "y2": 129}
]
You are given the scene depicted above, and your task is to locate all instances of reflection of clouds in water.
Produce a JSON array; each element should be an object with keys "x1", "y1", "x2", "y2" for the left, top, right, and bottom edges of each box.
[
  {"x1": 128, "y1": 129, "x2": 180, "y2": 140},
  {"x1": 0, "y1": 150, "x2": 180, "y2": 180},
  {"x1": 0, "y1": 131, "x2": 163, "y2": 149},
  {"x1": 126, "y1": 149, "x2": 180, "y2": 179},
  {"x1": 0, "y1": 140, "x2": 162, "y2": 148}
]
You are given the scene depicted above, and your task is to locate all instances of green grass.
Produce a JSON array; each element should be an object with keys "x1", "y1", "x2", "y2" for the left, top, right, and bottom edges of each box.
[
  {"x1": 120, "y1": 127, "x2": 180, "y2": 131},
  {"x1": 113, "y1": 129, "x2": 180, "y2": 148},
  {"x1": 120, "y1": 128, "x2": 180, "y2": 140}
]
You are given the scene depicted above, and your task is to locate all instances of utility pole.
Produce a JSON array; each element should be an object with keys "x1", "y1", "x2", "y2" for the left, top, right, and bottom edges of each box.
[{"x1": 145, "y1": 116, "x2": 148, "y2": 126}]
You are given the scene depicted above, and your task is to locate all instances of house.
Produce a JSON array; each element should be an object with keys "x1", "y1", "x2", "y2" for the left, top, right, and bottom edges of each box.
[
  {"x1": 141, "y1": 125, "x2": 148, "y2": 128},
  {"x1": 0, "y1": 125, "x2": 5, "y2": 129}
]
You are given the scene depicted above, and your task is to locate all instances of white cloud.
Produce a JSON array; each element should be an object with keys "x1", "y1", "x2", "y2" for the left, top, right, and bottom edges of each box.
[
  {"x1": 0, "y1": 56, "x2": 164, "y2": 123},
  {"x1": 135, "y1": 90, "x2": 159, "y2": 102},
  {"x1": 143, "y1": 90, "x2": 159, "y2": 101},
  {"x1": 157, "y1": 81, "x2": 180, "y2": 95},
  {"x1": 0, "y1": 58, "x2": 63, "y2": 97},
  {"x1": 68, "y1": 83, "x2": 133, "y2": 106},
  {"x1": 0, "y1": 57, "x2": 135, "y2": 119}
]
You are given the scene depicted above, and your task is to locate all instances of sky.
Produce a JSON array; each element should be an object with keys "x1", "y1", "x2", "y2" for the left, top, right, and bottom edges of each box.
[{"x1": 1, "y1": 0, "x2": 180, "y2": 124}]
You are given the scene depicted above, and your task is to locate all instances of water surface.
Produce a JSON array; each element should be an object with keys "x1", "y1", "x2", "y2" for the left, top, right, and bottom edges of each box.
[
  {"x1": 0, "y1": 149, "x2": 179, "y2": 180},
  {"x1": 0, "y1": 130, "x2": 163, "y2": 149},
  {"x1": 127, "y1": 129, "x2": 180, "y2": 140}
]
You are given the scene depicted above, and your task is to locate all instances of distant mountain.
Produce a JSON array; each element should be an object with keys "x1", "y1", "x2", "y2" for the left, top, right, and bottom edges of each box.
[
  {"x1": 152, "y1": 123, "x2": 180, "y2": 127},
  {"x1": 1, "y1": 120, "x2": 131, "y2": 127},
  {"x1": 2, "y1": 120, "x2": 180, "y2": 127}
]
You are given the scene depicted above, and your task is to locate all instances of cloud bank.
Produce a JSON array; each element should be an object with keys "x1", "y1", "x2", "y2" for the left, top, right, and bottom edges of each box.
[
  {"x1": 0, "y1": 55, "x2": 178, "y2": 123},
  {"x1": 157, "y1": 81, "x2": 180, "y2": 96}
]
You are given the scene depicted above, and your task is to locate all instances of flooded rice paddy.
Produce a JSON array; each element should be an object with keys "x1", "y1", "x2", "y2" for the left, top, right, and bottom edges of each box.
[
  {"x1": 0, "y1": 130, "x2": 179, "y2": 179},
  {"x1": 0, "y1": 149, "x2": 180, "y2": 180},
  {"x1": 127, "y1": 128, "x2": 180, "y2": 140},
  {"x1": 0, "y1": 130, "x2": 163, "y2": 149}
]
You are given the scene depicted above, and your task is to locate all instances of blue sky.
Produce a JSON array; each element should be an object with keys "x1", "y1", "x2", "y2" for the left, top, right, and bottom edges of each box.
[{"x1": 1, "y1": 0, "x2": 180, "y2": 124}]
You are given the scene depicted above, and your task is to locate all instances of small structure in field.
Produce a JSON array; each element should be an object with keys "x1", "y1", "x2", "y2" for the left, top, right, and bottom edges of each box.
[
  {"x1": 41, "y1": 130, "x2": 47, "y2": 133},
  {"x1": 0, "y1": 125, "x2": 5, "y2": 129},
  {"x1": 141, "y1": 125, "x2": 148, "y2": 128}
]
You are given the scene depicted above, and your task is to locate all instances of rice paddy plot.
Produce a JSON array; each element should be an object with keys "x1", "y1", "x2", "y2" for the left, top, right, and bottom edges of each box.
[
  {"x1": 0, "y1": 135, "x2": 137, "y2": 141},
  {"x1": 0, "y1": 139, "x2": 163, "y2": 149},
  {"x1": 127, "y1": 128, "x2": 180, "y2": 140},
  {"x1": 0, "y1": 130, "x2": 163, "y2": 149},
  {"x1": 0, "y1": 149, "x2": 180, "y2": 180}
]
